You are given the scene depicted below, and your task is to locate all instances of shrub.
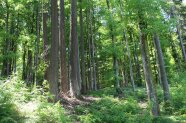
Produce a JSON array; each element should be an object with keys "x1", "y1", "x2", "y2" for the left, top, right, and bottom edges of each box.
[
  {"x1": 170, "y1": 71, "x2": 186, "y2": 114},
  {"x1": 76, "y1": 97, "x2": 151, "y2": 123},
  {"x1": 0, "y1": 81, "x2": 22, "y2": 123},
  {"x1": 36, "y1": 102, "x2": 69, "y2": 123}
]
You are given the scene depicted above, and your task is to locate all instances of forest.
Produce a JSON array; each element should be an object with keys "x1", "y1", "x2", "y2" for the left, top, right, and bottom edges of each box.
[{"x1": 0, "y1": 0, "x2": 186, "y2": 122}]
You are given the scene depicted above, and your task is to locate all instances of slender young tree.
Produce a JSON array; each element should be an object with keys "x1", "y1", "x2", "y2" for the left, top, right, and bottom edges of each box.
[
  {"x1": 154, "y1": 33, "x2": 170, "y2": 101},
  {"x1": 35, "y1": 0, "x2": 40, "y2": 85},
  {"x1": 124, "y1": 31, "x2": 135, "y2": 91},
  {"x1": 43, "y1": 12, "x2": 50, "y2": 81},
  {"x1": 106, "y1": 0, "x2": 121, "y2": 95}
]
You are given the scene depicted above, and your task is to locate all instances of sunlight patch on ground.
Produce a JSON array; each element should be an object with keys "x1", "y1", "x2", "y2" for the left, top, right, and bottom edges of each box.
[{"x1": 17, "y1": 101, "x2": 39, "y2": 122}]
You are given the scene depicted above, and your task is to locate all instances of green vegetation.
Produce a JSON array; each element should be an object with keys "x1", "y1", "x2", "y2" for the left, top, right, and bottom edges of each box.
[
  {"x1": 74, "y1": 72, "x2": 186, "y2": 123},
  {"x1": 0, "y1": 76, "x2": 69, "y2": 123},
  {"x1": 0, "y1": 0, "x2": 186, "y2": 122}
]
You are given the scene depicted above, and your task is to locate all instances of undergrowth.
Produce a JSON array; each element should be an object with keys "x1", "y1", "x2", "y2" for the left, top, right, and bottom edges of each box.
[{"x1": 0, "y1": 75, "x2": 69, "y2": 123}]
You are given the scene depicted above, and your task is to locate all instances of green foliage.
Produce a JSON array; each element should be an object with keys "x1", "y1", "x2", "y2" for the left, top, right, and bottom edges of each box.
[
  {"x1": 76, "y1": 97, "x2": 139, "y2": 123},
  {"x1": 170, "y1": 71, "x2": 186, "y2": 115},
  {"x1": 0, "y1": 80, "x2": 22, "y2": 122},
  {"x1": 75, "y1": 96, "x2": 152, "y2": 123},
  {"x1": 36, "y1": 102, "x2": 69, "y2": 123},
  {"x1": 0, "y1": 76, "x2": 69, "y2": 123}
]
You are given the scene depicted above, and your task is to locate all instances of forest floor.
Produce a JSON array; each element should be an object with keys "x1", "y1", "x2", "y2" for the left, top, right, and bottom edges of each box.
[
  {"x1": 1, "y1": 77, "x2": 185, "y2": 123},
  {"x1": 60, "y1": 87, "x2": 186, "y2": 123}
]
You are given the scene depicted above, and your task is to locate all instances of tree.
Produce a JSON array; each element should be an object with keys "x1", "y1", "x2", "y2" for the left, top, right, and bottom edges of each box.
[
  {"x1": 153, "y1": 33, "x2": 170, "y2": 101},
  {"x1": 139, "y1": 18, "x2": 159, "y2": 115},
  {"x1": 70, "y1": 0, "x2": 80, "y2": 97},
  {"x1": 48, "y1": 0, "x2": 59, "y2": 102},
  {"x1": 60, "y1": 0, "x2": 69, "y2": 94}
]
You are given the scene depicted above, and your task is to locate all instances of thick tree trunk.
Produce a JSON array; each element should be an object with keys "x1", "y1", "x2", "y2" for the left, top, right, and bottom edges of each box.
[
  {"x1": 60, "y1": 0, "x2": 69, "y2": 94},
  {"x1": 80, "y1": 0, "x2": 86, "y2": 94},
  {"x1": 48, "y1": 0, "x2": 59, "y2": 102},
  {"x1": 154, "y1": 33, "x2": 170, "y2": 101},
  {"x1": 70, "y1": 0, "x2": 80, "y2": 97},
  {"x1": 139, "y1": 30, "x2": 159, "y2": 116}
]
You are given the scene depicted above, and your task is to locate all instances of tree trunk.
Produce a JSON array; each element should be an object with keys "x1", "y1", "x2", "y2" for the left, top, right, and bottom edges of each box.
[
  {"x1": 124, "y1": 31, "x2": 135, "y2": 91},
  {"x1": 70, "y1": 0, "x2": 80, "y2": 97},
  {"x1": 177, "y1": 25, "x2": 186, "y2": 62},
  {"x1": 80, "y1": 0, "x2": 86, "y2": 94},
  {"x1": 35, "y1": 0, "x2": 40, "y2": 85},
  {"x1": 43, "y1": 13, "x2": 50, "y2": 82},
  {"x1": 48, "y1": 0, "x2": 59, "y2": 102},
  {"x1": 129, "y1": 29, "x2": 142, "y2": 86},
  {"x1": 60, "y1": 0, "x2": 69, "y2": 94},
  {"x1": 154, "y1": 33, "x2": 170, "y2": 101},
  {"x1": 139, "y1": 30, "x2": 159, "y2": 116}
]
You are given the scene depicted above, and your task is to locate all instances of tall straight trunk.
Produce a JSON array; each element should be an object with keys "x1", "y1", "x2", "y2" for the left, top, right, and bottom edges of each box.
[
  {"x1": 90, "y1": 8, "x2": 97, "y2": 90},
  {"x1": 26, "y1": 50, "x2": 33, "y2": 86},
  {"x1": 154, "y1": 33, "x2": 170, "y2": 101},
  {"x1": 60, "y1": 0, "x2": 69, "y2": 94},
  {"x1": 49, "y1": 0, "x2": 59, "y2": 102},
  {"x1": 124, "y1": 31, "x2": 135, "y2": 91},
  {"x1": 131, "y1": 31, "x2": 142, "y2": 86},
  {"x1": 120, "y1": 40, "x2": 128, "y2": 87},
  {"x1": 88, "y1": 30, "x2": 93, "y2": 90},
  {"x1": 86, "y1": 7, "x2": 93, "y2": 90},
  {"x1": 80, "y1": 0, "x2": 86, "y2": 93},
  {"x1": 43, "y1": 13, "x2": 50, "y2": 81},
  {"x1": 2, "y1": 0, "x2": 9, "y2": 77},
  {"x1": 70, "y1": 0, "x2": 80, "y2": 97},
  {"x1": 22, "y1": 43, "x2": 26, "y2": 80},
  {"x1": 177, "y1": 25, "x2": 186, "y2": 62},
  {"x1": 35, "y1": 0, "x2": 40, "y2": 85},
  {"x1": 92, "y1": 42, "x2": 97, "y2": 90},
  {"x1": 139, "y1": 30, "x2": 159, "y2": 116}
]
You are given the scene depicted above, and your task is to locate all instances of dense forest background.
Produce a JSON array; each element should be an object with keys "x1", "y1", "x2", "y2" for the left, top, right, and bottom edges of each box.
[{"x1": 0, "y1": 0, "x2": 186, "y2": 122}]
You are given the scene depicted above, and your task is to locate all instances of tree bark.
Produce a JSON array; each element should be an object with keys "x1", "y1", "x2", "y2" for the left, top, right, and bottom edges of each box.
[
  {"x1": 139, "y1": 30, "x2": 159, "y2": 116},
  {"x1": 70, "y1": 0, "x2": 80, "y2": 97},
  {"x1": 154, "y1": 33, "x2": 170, "y2": 101},
  {"x1": 80, "y1": 0, "x2": 86, "y2": 93},
  {"x1": 60, "y1": 0, "x2": 69, "y2": 94},
  {"x1": 48, "y1": 0, "x2": 59, "y2": 102},
  {"x1": 43, "y1": 13, "x2": 50, "y2": 82},
  {"x1": 124, "y1": 31, "x2": 135, "y2": 91},
  {"x1": 35, "y1": 0, "x2": 40, "y2": 85}
]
